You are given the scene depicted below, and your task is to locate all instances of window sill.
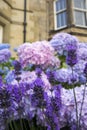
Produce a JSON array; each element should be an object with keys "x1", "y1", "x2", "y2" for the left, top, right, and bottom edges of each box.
[
  {"x1": 74, "y1": 25, "x2": 87, "y2": 29},
  {"x1": 54, "y1": 25, "x2": 67, "y2": 31}
]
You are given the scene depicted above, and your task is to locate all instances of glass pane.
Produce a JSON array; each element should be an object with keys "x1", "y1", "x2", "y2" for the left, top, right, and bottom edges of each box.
[
  {"x1": 56, "y1": 0, "x2": 66, "y2": 11},
  {"x1": 56, "y1": 11, "x2": 67, "y2": 28},
  {"x1": 57, "y1": 13, "x2": 61, "y2": 27},
  {"x1": 56, "y1": 0, "x2": 61, "y2": 11},
  {"x1": 61, "y1": 0, "x2": 66, "y2": 9},
  {"x1": 74, "y1": 11, "x2": 86, "y2": 25},
  {"x1": 0, "y1": 25, "x2": 3, "y2": 43},
  {"x1": 74, "y1": 0, "x2": 86, "y2": 9},
  {"x1": 62, "y1": 11, "x2": 67, "y2": 25}
]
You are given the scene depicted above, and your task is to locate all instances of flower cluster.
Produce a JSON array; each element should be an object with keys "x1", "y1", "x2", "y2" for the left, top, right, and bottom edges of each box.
[
  {"x1": 0, "y1": 49, "x2": 11, "y2": 63},
  {"x1": 17, "y1": 41, "x2": 56, "y2": 68},
  {"x1": 0, "y1": 43, "x2": 11, "y2": 63},
  {"x1": 2, "y1": 60, "x2": 61, "y2": 129},
  {"x1": 77, "y1": 42, "x2": 87, "y2": 61},
  {"x1": 1, "y1": 33, "x2": 87, "y2": 130},
  {"x1": 50, "y1": 32, "x2": 78, "y2": 56},
  {"x1": 50, "y1": 33, "x2": 87, "y2": 129},
  {"x1": 0, "y1": 43, "x2": 10, "y2": 50},
  {"x1": 0, "y1": 77, "x2": 13, "y2": 130},
  {"x1": 0, "y1": 76, "x2": 28, "y2": 130}
]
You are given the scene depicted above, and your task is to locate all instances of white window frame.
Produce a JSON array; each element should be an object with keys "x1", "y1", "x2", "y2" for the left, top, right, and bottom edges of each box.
[
  {"x1": 73, "y1": 0, "x2": 87, "y2": 27},
  {"x1": 54, "y1": 0, "x2": 67, "y2": 30},
  {"x1": 0, "y1": 25, "x2": 3, "y2": 43}
]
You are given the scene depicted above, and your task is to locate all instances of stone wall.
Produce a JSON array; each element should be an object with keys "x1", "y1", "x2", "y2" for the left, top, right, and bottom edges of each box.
[
  {"x1": 0, "y1": 0, "x2": 12, "y2": 43},
  {"x1": 0, "y1": 0, "x2": 49, "y2": 56}
]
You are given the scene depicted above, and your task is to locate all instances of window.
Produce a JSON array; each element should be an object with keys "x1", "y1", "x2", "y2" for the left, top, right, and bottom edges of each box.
[
  {"x1": 0, "y1": 25, "x2": 3, "y2": 43},
  {"x1": 73, "y1": 0, "x2": 87, "y2": 27},
  {"x1": 54, "y1": 0, "x2": 67, "y2": 29}
]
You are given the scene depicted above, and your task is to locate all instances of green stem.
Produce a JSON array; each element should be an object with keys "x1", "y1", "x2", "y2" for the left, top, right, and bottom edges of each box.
[
  {"x1": 79, "y1": 83, "x2": 87, "y2": 127},
  {"x1": 22, "y1": 119, "x2": 28, "y2": 130},
  {"x1": 9, "y1": 121, "x2": 14, "y2": 130},
  {"x1": 73, "y1": 88, "x2": 79, "y2": 129},
  {"x1": 9, "y1": 114, "x2": 18, "y2": 130},
  {"x1": 72, "y1": 67, "x2": 79, "y2": 130},
  {"x1": 18, "y1": 113, "x2": 24, "y2": 130}
]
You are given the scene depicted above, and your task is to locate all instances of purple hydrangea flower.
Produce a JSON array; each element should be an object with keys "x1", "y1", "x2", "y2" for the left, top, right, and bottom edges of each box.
[
  {"x1": 68, "y1": 72, "x2": 79, "y2": 85},
  {"x1": 77, "y1": 42, "x2": 87, "y2": 61},
  {"x1": 73, "y1": 60, "x2": 86, "y2": 75},
  {"x1": 0, "y1": 43, "x2": 10, "y2": 50},
  {"x1": 0, "y1": 49, "x2": 11, "y2": 63},
  {"x1": 50, "y1": 33, "x2": 78, "y2": 56},
  {"x1": 54, "y1": 68, "x2": 70, "y2": 83},
  {"x1": 79, "y1": 75, "x2": 86, "y2": 84},
  {"x1": 5, "y1": 70, "x2": 15, "y2": 84}
]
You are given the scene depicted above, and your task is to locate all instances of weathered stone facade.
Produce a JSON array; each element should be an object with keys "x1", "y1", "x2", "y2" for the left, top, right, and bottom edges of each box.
[
  {"x1": 0, "y1": 0, "x2": 49, "y2": 55},
  {"x1": 0, "y1": 0, "x2": 87, "y2": 56},
  {"x1": 0, "y1": 0, "x2": 12, "y2": 43},
  {"x1": 48, "y1": 0, "x2": 87, "y2": 42}
]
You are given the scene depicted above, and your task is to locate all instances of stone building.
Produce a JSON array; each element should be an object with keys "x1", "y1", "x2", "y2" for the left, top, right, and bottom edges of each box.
[
  {"x1": 48, "y1": 0, "x2": 87, "y2": 42},
  {"x1": 0, "y1": 0, "x2": 49, "y2": 55},
  {"x1": 0, "y1": 0, "x2": 87, "y2": 55}
]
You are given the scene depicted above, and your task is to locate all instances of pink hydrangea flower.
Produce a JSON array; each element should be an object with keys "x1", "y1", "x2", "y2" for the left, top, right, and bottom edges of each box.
[{"x1": 17, "y1": 41, "x2": 60, "y2": 68}]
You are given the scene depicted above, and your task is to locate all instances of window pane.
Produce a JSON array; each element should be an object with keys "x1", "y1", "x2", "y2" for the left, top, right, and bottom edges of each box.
[
  {"x1": 57, "y1": 13, "x2": 61, "y2": 27},
  {"x1": 74, "y1": 11, "x2": 86, "y2": 25},
  {"x1": 61, "y1": 0, "x2": 66, "y2": 9},
  {"x1": 74, "y1": 0, "x2": 86, "y2": 9},
  {"x1": 56, "y1": 0, "x2": 61, "y2": 11},
  {"x1": 0, "y1": 25, "x2": 3, "y2": 43},
  {"x1": 56, "y1": 0, "x2": 66, "y2": 11},
  {"x1": 56, "y1": 11, "x2": 67, "y2": 28}
]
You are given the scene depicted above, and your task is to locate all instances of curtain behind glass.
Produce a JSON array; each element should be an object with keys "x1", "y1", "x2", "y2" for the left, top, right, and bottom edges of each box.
[
  {"x1": 74, "y1": 0, "x2": 86, "y2": 9},
  {"x1": 56, "y1": 0, "x2": 66, "y2": 11}
]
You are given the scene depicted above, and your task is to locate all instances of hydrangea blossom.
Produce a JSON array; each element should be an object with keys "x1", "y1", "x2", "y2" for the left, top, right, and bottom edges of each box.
[
  {"x1": 0, "y1": 49, "x2": 11, "y2": 63},
  {"x1": 54, "y1": 68, "x2": 79, "y2": 85},
  {"x1": 50, "y1": 33, "x2": 79, "y2": 56},
  {"x1": 6, "y1": 70, "x2": 52, "y2": 92},
  {"x1": 17, "y1": 41, "x2": 56, "y2": 68},
  {"x1": 77, "y1": 47, "x2": 87, "y2": 61},
  {"x1": 77, "y1": 42, "x2": 87, "y2": 61},
  {"x1": 73, "y1": 60, "x2": 86, "y2": 75},
  {"x1": 0, "y1": 43, "x2": 10, "y2": 50},
  {"x1": 5, "y1": 70, "x2": 15, "y2": 84},
  {"x1": 78, "y1": 42, "x2": 87, "y2": 49}
]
